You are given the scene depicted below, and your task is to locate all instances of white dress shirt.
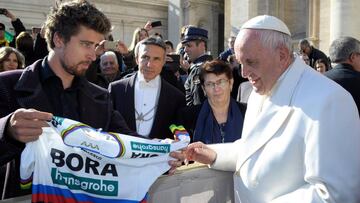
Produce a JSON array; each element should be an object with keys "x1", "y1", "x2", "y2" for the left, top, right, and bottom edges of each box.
[{"x1": 134, "y1": 72, "x2": 161, "y2": 137}]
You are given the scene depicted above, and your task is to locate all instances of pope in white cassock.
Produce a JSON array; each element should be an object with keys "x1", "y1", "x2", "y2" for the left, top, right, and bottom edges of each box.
[{"x1": 184, "y1": 15, "x2": 360, "y2": 203}]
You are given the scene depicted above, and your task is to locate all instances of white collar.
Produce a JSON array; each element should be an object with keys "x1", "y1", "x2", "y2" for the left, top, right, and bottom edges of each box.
[{"x1": 136, "y1": 72, "x2": 161, "y2": 89}]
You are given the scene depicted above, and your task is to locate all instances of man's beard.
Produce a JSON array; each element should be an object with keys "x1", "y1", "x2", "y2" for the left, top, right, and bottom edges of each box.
[{"x1": 59, "y1": 58, "x2": 90, "y2": 77}]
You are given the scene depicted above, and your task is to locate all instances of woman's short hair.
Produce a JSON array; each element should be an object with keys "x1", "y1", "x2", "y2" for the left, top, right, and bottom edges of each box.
[
  {"x1": 0, "y1": 46, "x2": 25, "y2": 71},
  {"x1": 199, "y1": 59, "x2": 233, "y2": 85}
]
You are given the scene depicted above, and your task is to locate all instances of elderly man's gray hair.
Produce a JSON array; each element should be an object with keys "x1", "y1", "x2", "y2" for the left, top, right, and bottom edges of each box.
[
  {"x1": 238, "y1": 29, "x2": 293, "y2": 56},
  {"x1": 329, "y1": 36, "x2": 360, "y2": 63},
  {"x1": 100, "y1": 51, "x2": 118, "y2": 65}
]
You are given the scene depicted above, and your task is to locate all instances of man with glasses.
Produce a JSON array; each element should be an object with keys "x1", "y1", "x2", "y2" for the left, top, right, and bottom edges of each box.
[{"x1": 325, "y1": 36, "x2": 360, "y2": 116}]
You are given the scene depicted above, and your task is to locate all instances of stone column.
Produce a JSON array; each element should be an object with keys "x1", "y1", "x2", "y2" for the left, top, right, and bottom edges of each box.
[
  {"x1": 181, "y1": 0, "x2": 222, "y2": 56},
  {"x1": 168, "y1": 0, "x2": 183, "y2": 48},
  {"x1": 330, "y1": 0, "x2": 360, "y2": 42},
  {"x1": 308, "y1": 0, "x2": 320, "y2": 46},
  {"x1": 224, "y1": 0, "x2": 258, "y2": 38}
]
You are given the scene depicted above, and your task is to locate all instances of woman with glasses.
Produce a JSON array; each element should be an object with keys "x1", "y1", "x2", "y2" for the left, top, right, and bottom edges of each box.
[{"x1": 177, "y1": 59, "x2": 246, "y2": 144}]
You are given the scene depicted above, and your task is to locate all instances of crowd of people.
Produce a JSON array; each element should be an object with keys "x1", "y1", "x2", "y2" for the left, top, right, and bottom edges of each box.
[{"x1": 0, "y1": 0, "x2": 359, "y2": 202}]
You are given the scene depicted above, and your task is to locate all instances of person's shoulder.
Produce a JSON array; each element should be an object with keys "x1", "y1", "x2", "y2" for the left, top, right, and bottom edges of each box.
[
  {"x1": 0, "y1": 69, "x2": 24, "y2": 87},
  {"x1": 325, "y1": 64, "x2": 360, "y2": 79},
  {"x1": 110, "y1": 74, "x2": 133, "y2": 87},
  {"x1": 108, "y1": 74, "x2": 135, "y2": 95},
  {"x1": 324, "y1": 67, "x2": 342, "y2": 78},
  {"x1": 0, "y1": 69, "x2": 23, "y2": 78},
  {"x1": 85, "y1": 80, "x2": 109, "y2": 94}
]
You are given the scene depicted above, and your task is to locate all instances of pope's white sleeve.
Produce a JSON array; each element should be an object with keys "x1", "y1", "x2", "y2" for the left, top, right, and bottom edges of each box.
[
  {"x1": 271, "y1": 89, "x2": 360, "y2": 203},
  {"x1": 208, "y1": 140, "x2": 242, "y2": 172}
]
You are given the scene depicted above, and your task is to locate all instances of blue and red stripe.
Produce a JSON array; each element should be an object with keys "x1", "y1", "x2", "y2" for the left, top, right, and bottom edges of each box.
[{"x1": 32, "y1": 184, "x2": 147, "y2": 203}]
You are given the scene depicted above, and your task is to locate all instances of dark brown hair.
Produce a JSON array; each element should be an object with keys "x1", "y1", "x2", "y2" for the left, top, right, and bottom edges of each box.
[
  {"x1": 200, "y1": 59, "x2": 233, "y2": 85},
  {"x1": 44, "y1": 0, "x2": 111, "y2": 50},
  {"x1": 0, "y1": 47, "x2": 25, "y2": 71}
]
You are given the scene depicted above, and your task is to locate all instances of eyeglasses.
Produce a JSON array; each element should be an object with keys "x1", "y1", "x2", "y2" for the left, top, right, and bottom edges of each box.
[{"x1": 204, "y1": 79, "x2": 229, "y2": 89}]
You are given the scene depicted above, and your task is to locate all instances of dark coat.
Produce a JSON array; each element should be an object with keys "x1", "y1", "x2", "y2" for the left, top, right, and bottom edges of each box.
[
  {"x1": 109, "y1": 73, "x2": 186, "y2": 139},
  {"x1": 309, "y1": 46, "x2": 330, "y2": 68},
  {"x1": 324, "y1": 63, "x2": 360, "y2": 116},
  {"x1": 184, "y1": 54, "x2": 213, "y2": 106},
  {"x1": 0, "y1": 59, "x2": 134, "y2": 198},
  {"x1": 176, "y1": 100, "x2": 247, "y2": 141}
]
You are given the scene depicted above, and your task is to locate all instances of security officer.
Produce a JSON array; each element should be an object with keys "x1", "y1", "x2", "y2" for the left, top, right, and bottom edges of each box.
[{"x1": 182, "y1": 26, "x2": 212, "y2": 106}]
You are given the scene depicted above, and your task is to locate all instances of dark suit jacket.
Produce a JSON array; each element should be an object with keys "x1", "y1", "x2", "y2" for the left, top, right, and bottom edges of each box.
[
  {"x1": 109, "y1": 73, "x2": 186, "y2": 139},
  {"x1": 176, "y1": 100, "x2": 247, "y2": 141},
  {"x1": 325, "y1": 63, "x2": 360, "y2": 116},
  {"x1": 0, "y1": 59, "x2": 134, "y2": 198}
]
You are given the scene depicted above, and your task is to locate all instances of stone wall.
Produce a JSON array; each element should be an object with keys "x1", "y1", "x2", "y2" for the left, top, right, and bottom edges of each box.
[
  {"x1": 2, "y1": 0, "x2": 359, "y2": 58},
  {"x1": 1, "y1": 0, "x2": 223, "y2": 56}
]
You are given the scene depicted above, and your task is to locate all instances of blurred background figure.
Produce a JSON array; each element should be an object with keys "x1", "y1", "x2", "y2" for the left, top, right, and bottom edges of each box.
[
  {"x1": 164, "y1": 40, "x2": 174, "y2": 54},
  {"x1": 86, "y1": 39, "x2": 127, "y2": 87},
  {"x1": 162, "y1": 39, "x2": 185, "y2": 92},
  {"x1": 299, "y1": 39, "x2": 330, "y2": 68},
  {"x1": 97, "y1": 51, "x2": 122, "y2": 88},
  {"x1": 15, "y1": 31, "x2": 36, "y2": 66},
  {"x1": 0, "y1": 46, "x2": 25, "y2": 72},
  {"x1": 299, "y1": 52, "x2": 310, "y2": 65},
  {"x1": 218, "y1": 36, "x2": 236, "y2": 61},
  {"x1": 314, "y1": 58, "x2": 330, "y2": 74},
  {"x1": 0, "y1": 23, "x2": 7, "y2": 47},
  {"x1": 124, "y1": 27, "x2": 149, "y2": 70},
  {"x1": 177, "y1": 60, "x2": 246, "y2": 144},
  {"x1": 227, "y1": 54, "x2": 246, "y2": 99},
  {"x1": 325, "y1": 36, "x2": 360, "y2": 116},
  {"x1": 0, "y1": 8, "x2": 26, "y2": 48}
]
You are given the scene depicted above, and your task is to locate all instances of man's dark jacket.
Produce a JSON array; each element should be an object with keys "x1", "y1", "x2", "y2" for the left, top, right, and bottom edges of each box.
[
  {"x1": 184, "y1": 54, "x2": 213, "y2": 106},
  {"x1": 109, "y1": 73, "x2": 186, "y2": 139},
  {"x1": 0, "y1": 59, "x2": 134, "y2": 199},
  {"x1": 324, "y1": 63, "x2": 360, "y2": 116},
  {"x1": 309, "y1": 46, "x2": 329, "y2": 68}
]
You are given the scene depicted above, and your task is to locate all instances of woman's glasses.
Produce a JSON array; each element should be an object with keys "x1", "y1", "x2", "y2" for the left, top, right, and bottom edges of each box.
[{"x1": 204, "y1": 79, "x2": 229, "y2": 89}]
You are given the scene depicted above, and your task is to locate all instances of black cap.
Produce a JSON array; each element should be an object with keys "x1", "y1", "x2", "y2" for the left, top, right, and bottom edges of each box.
[
  {"x1": 181, "y1": 27, "x2": 208, "y2": 43},
  {"x1": 0, "y1": 23, "x2": 5, "y2": 31}
]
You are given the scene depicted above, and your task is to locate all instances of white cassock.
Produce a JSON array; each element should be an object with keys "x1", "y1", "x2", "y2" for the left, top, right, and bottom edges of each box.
[{"x1": 209, "y1": 56, "x2": 360, "y2": 203}]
